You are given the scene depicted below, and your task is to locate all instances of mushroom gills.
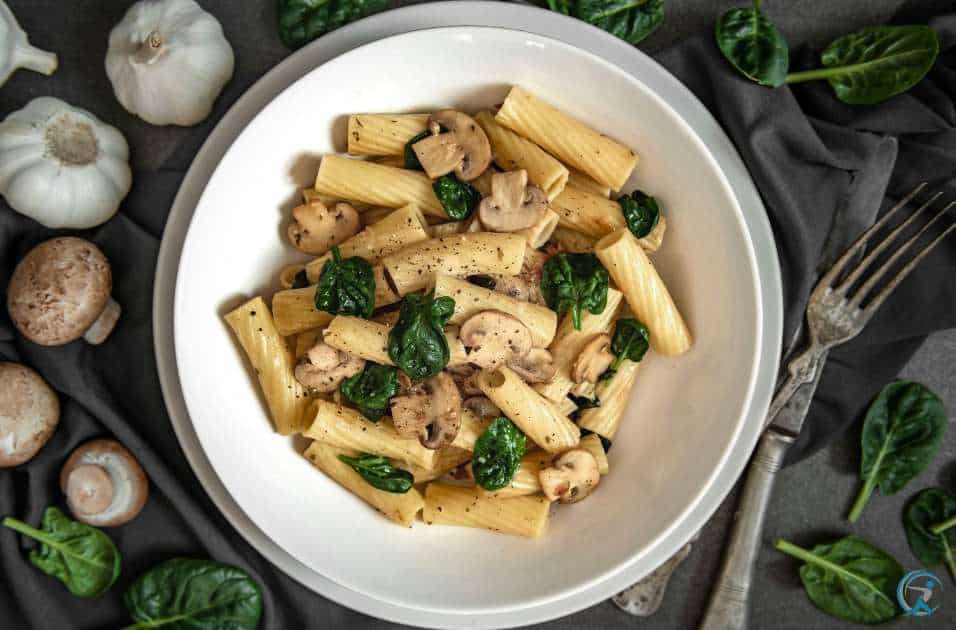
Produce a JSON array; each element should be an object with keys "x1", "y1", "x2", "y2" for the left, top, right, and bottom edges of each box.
[{"x1": 83, "y1": 297, "x2": 121, "y2": 344}]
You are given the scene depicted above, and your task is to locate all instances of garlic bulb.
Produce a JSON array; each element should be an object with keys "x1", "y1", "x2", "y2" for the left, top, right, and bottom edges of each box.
[
  {"x1": 0, "y1": 1, "x2": 57, "y2": 86},
  {"x1": 0, "y1": 97, "x2": 132, "y2": 229},
  {"x1": 105, "y1": 0, "x2": 234, "y2": 126}
]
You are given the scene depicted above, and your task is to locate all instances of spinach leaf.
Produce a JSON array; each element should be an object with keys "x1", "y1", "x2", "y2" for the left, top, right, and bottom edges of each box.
[
  {"x1": 387, "y1": 292, "x2": 455, "y2": 380},
  {"x1": 338, "y1": 453, "x2": 414, "y2": 493},
  {"x1": 848, "y1": 381, "x2": 946, "y2": 522},
  {"x1": 546, "y1": 0, "x2": 664, "y2": 46},
  {"x1": 314, "y1": 246, "x2": 376, "y2": 319},
  {"x1": 619, "y1": 191, "x2": 661, "y2": 239},
  {"x1": 291, "y1": 269, "x2": 310, "y2": 289},
  {"x1": 404, "y1": 130, "x2": 431, "y2": 170},
  {"x1": 715, "y1": 0, "x2": 789, "y2": 87},
  {"x1": 579, "y1": 427, "x2": 613, "y2": 452},
  {"x1": 123, "y1": 558, "x2": 262, "y2": 629},
  {"x1": 608, "y1": 318, "x2": 650, "y2": 372},
  {"x1": 786, "y1": 25, "x2": 939, "y2": 105},
  {"x1": 277, "y1": 0, "x2": 389, "y2": 49},
  {"x1": 472, "y1": 417, "x2": 527, "y2": 491},
  {"x1": 903, "y1": 488, "x2": 956, "y2": 580},
  {"x1": 340, "y1": 363, "x2": 400, "y2": 421},
  {"x1": 467, "y1": 274, "x2": 497, "y2": 290},
  {"x1": 541, "y1": 253, "x2": 609, "y2": 330},
  {"x1": 2, "y1": 507, "x2": 120, "y2": 598},
  {"x1": 775, "y1": 536, "x2": 902, "y2": 624},
  {"x1": 433, "y1": 175, "x2": 482, "y2": 220}
]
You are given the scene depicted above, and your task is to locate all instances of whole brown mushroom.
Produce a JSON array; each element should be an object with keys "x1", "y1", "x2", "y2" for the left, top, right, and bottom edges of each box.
[
  {"x1": 0, "y1": 362, "x2": 60, "y2": 467},
  {"x1": 7, "y1": 237, "x2": 121, "y2": 346},
  {"x1": 60, "y1": 439, "x2": 148, "y2": 527}
]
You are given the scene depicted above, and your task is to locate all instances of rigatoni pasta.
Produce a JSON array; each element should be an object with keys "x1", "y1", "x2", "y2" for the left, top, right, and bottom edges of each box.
[
  {"x1": 347, "y1": 113, "x2": 430, "y2": 156},
  {"x1": 315, "y1": 155, "x2": 445, "y2": 217},
  {"x1": 577, "y1": 359, "x2": 641, "y2": 439},
  {"x1": 423, "y1": 484, "x2": 550, "y2": 538},
  {"x1": 495, "y1": 86, "x2": 638, "y2": 191}
]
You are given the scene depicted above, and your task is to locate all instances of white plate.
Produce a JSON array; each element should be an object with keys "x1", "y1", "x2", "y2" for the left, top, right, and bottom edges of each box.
[{"x1": 155, "y1": 4, "x2": 783, "y2": 628}]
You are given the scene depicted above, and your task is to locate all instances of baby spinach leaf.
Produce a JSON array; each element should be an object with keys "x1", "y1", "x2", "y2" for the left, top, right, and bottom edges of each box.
[
  {"x1": 314, "y1": 246, "x2": 376, "y2": 319},
  {"x1": 619, "y1": 191, "x2": 661, "y2": 239},
  {"x1": 775, "y1": 536, "x2": 902, "y2": 624},
  {"x1": 2, "y1": 507, "x2": 120, "y2": 598},
  {"x1": 123, "y1": 558, "x2": 262, "y2": 629},
  {"x1": 338, "y1": 453, "x2": 414, "y2": 493},
  {"x1": 609, "y1": 318, "x2": 650, "y2": 372},
  {"x1": 291, "y1": 269, "x2": 310, "y2": 289},
  {"x1": 340, "y1": 363, "x2": 400, "y2": 421},
  {"x1": 387, "y1": 292, "x2": 456, "y2": 380},
  {"x1": 472, "y1": 417, "x2": 527, "y2": 491},
  {"x1": 903, "y1": 488, "x2": 956, "y2": 581},
  {"x1": 848, "y1": 381, "x2": 946, "y2": 523},
  {"x1": 546, "y1": 0, "x2": 664, "y2": 46},
  {"x1": 541, "y1": 253, "x2": 609, "y2": 330},
  {"x1": 404, "y1": 130, "x2": 431, "y2": 170},
  {"x1": 277, "y1": 0, "x2": 389, "y2": 49},
  {"x1": 715, "y1": 0, "x2": 789, "y2": 87},
  {"x1": 786, "y1": 25, "x2": 939, "y2": 105},
  {"x1": 433, "y1": 175, "x2": 482, "y2": 220}
]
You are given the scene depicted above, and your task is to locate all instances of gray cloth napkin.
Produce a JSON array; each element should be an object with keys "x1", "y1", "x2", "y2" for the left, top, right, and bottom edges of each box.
[{"x1": 1, "y1": 2, "x2": 955, "y2": 628}]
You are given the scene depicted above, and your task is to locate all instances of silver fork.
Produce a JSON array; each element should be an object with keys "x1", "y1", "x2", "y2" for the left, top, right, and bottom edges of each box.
[{"x1": 698, "y1": 183, "x2": 956, "y2": 630}]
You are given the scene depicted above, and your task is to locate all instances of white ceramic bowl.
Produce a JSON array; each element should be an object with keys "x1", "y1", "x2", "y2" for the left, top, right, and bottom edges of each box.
[{"x1": 171, "y1": 23, "x2": 775, "y2": 623}]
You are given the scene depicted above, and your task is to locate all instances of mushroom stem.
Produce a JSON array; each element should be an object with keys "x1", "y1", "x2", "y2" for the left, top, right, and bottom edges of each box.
[
  {"x1": 83, "y1": 297, "x2": 121, "y2": 345},
  {"x1": 13, "y1": 44, "x2": 58, "y2": 75}
]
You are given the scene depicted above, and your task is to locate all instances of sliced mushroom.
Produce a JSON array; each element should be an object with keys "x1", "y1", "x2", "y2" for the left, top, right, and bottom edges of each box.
[
  {"x1": 572, "y1": 334, "x2": 615, "y2": 383},
  {"x1": 7, "y1": 237, "x2": 121, "y2": 346},
  {"x1": 287, "y1": 200, "x2": 360, "y2": 255},
  {"x1": 446, "y1": 363, "x2": 484, "y2": 396},
  {"x1": 478, "y1": 170, "x2": 548, "y2": 232},
  {"x1": 539, "y1": 448, "x2": 600, "y2": 504},
  {"x1": 412, "y1": 110, "x2": 491, "y2": 181},
  {"x1": 60, "y1": 439, "x2": 148, "y2": 526},
  {"x1": 463, "y1": 396, "x2": 501, "y2": 419},
  {"x1": 389, "y1": 372, "x2": 461, "y2": 449},
  {"x1": 294, "y1": 342, "x2": 365, "y2": 393},
  {"x1": 459, "y1": 310, "x2": 533, "y2": 369},
  {"x1": 0, "y1": 362, "x2": 60, "y2": 467},
  {"x1": 509, "y1": 348, "x2": 556, "y2": 384}
]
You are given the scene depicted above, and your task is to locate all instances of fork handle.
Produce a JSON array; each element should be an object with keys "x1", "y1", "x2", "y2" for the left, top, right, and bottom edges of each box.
[{"x1": 698, "y1": 429, "x2": 794, "y2": 630}]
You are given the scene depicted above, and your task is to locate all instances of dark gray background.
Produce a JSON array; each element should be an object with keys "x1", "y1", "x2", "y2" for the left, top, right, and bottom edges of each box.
[{"x1": 1, "y1": 1, "x2": 954, "y2": 629}]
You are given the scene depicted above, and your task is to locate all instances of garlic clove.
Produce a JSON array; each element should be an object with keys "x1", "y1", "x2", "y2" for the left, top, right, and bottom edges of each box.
[{"x1": 0, "y1": 1, "x2": 58, "y2": 86}]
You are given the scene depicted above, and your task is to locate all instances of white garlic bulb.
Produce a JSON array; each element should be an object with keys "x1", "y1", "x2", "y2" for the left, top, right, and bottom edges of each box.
[
  {"x1": 0, "y1": 97, "x2": 132, "y2": 229},
  {"x1": 0, "y1": 0, "x2": 57, "y2": 86},
  {"x1": 105, "y1": 0, "x2": 234, "y2": 126}
]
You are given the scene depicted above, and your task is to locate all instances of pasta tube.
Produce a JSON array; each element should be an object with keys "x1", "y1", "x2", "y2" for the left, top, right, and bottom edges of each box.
[
  {"x1": 550, "y1": 226, "x2": 596, "y2": 253},
  {"x1": 347, "y1": 113, "x2": 430, "y2": 156},
  {"x1": 567, "y1": 169, "x2": 610, "y2": 197},
  {"x1": 596, "y1": 228, "x2": 691, "y2": 356},
  {"x1": 450, "y1": 409, "x2": 491, "y2": 452},
  {"x1": 381, "y1": 232, "x2": 525, "y2": 296},
  {"x1": 518, "y1": 208, "x2": 560, "y2": 248},
  {"x1": 474, "y1": 110, "x2": 568, "y2": 201},
  {"x1": 578, "y1": 433, "x2": 610, "y2": 475},
  {"x1": 495, "y1": 86, "x2": 638, "y2": 191},
  {"x1": 304, "y1": 205, "x2": 429, "y2": 282},
  {"x1": 480, "y1": 451, "x2": 553, "y2": 498},
  {"x1": 577, "y1": 359, "x2": 641, "y2": 439},
  {"x1": 423, "y1": 484, "x2": 550, "y2": 538},
  {"x1": 304, "y1": 400, "x2": 438, "y2": 469},
  {"x1": 433, "y1": 275, "x2": 557, "y2": 347},
  {"x1": 272, "y1": 287, "x2": 334, "y2": 337},
  {"x1": 223, "y1": 297, "x2": 311, "y2": 435},
  {"x1": 551, "y1": 186, "x2": 626, "y2": 238},
  {"x1": 397, "y1": 446, "x2": 472, "y2": 483},
  {"x1": 304, "y1": 443, "x2": 424, "y2": 527},
  {"x1": 322, "y1": 316, "x2": 468, "y2": 367},
  {"x1": 315, "y1": 155, "x2": 445, "y2": 218},
  {"x1": 478, "y1": 367, "x2": 580, "y2": 453},
  {"x1": 535, "y1": 287, "x2": 623, "y2": 402}
]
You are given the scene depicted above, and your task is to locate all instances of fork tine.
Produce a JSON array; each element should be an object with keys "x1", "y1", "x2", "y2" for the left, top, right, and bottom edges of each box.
[
  {"x1": 850, "y1": 201, "x2": 956, "y2": 307},
  {"x1": 836, "y1": 193, "x2": 942, "y2": 294},
  {"x1": 860, "y1": 209, "x2": 956, "y2": 317},
  {"x1": 814, "y1": 183, "x2": 927, "y2": 294}
]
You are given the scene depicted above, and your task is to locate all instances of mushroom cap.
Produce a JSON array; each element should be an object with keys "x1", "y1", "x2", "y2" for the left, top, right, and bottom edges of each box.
[
  {"x1": 389, "y1": 372, "x2": 462, "y2": 449},
  {"x1": 421, "y1": 110, "x2": 492, "y2": 181},
  {"x1": 59, "y1": 438, "x2": 148, "y2": 526},
  {"x1": 572, "y1": 333, "x2": 615, "y2": 383},
  {"x1": 287, "y1": 201, "x2": 360, "y2": 256},
  {"x1": 7, "y1": 237, "x2": 112, "y2": 346},
  {"x1": 0, "y1": 362, "x2": 60, "y2": 467},
  {"x1": 539, "y1": 448, "x2": 600, "y2": 504},
  {"x1": 509, "y1": 348, "x2": 557, "y2": 383},
  {"x1": 294, "y1": 342, "x2": 365, "y2": 393},
  {"x1": 459, "y1": 310, "x2": 533, "y2": 369},
  {"x1": 478, "y1": 170, "x2": 548, "y2": 232}
]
